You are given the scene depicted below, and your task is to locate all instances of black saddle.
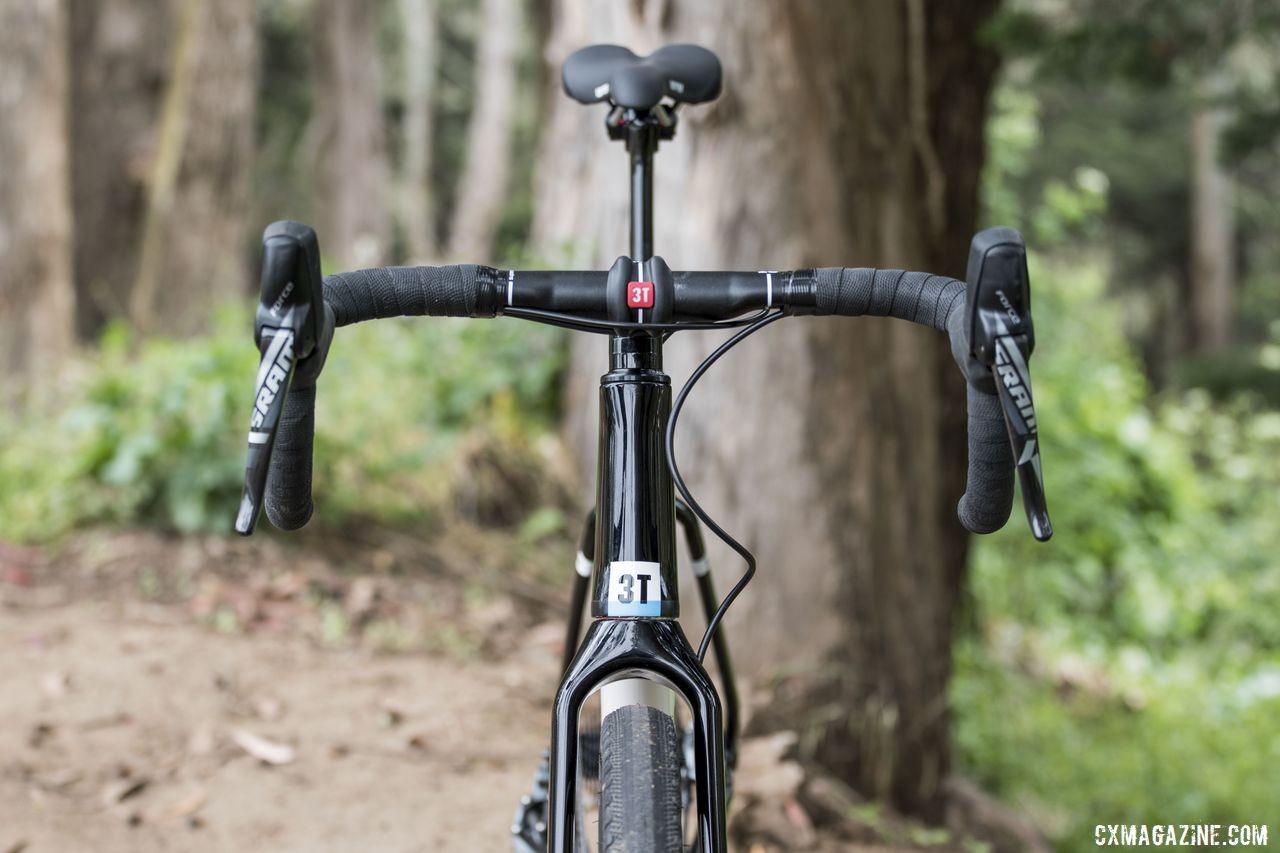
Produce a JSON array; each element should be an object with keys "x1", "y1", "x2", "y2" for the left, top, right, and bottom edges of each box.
[{"x1": 561, "y1": 44, "x2": 722, "y2": 110}]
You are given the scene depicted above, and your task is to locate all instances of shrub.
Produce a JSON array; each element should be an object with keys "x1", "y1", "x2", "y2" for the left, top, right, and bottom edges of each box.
[{"x1": 0, "y1": 308, "x2": 567, "y2": 541}]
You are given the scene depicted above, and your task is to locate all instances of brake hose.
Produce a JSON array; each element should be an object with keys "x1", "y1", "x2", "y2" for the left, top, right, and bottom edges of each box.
[{"x1": 664, "y1": 310, "x2": 786, "y2": 661}]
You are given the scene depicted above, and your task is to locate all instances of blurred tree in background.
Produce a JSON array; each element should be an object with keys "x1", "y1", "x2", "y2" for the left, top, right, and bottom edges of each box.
[
  {"x1": 2, "y1": 0, "x2": 547, "y2": 364},
  {"x1": 990, "y1": 0, "x2": 1280, "y2": 385},
  {"x1": 69, "y1": 0, "x2": 258, "y2": 339},
  {"x1": 0, "y1": 0, "x2": 1277, "y2": 849},
  {"x1": 0, "y1": 0, "x2": 76, "y2": 388}
]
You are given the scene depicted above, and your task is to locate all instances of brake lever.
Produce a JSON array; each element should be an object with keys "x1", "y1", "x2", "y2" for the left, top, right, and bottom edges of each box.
[
  {"x1": 234, "y1": 222, "x2": 329, "y2": 535},
  {"x1": 966, "y1": 228, "x2": 1053, "y2": 542}
]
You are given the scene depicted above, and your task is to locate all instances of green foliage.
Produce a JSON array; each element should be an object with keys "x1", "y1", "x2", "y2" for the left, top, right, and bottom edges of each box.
[
  {"x1": 968, "y1": 51, "x2": 1280, "y2": 843},
  {"x1": 981, "y1": 73, "x2": 1188, "y2": 280},
  {"x1": 1176, "y1": 346, "x2": 1280, "y2": 407},
  {"x1": 313, "y1": 313, "x2": 565, "y2": 523},
  {"x1": 953, "y1": 257, "x2": 1280, "y2": 849},
  {"x1": 953, "y1": 642, "x2": 1280, "y2": 847},
  {"x1": 992, "y1": 0, "x2": 1280, "y2": 92},
  {"x1": 986, "y1": 0, "x2": 1280, "y2": 383},
  {"x1": 0, "y1": 308, "x2": 566, "y2": 542}
]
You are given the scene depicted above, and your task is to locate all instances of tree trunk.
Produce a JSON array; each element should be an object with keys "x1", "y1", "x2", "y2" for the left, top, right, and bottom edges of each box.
[
  {"x1": 130, "y1": 0, "x2": 258, "y2": 335},
  {"x1": 0, "y1": 0, "x2": 76, "y2": 391},
  {"x1": 533, "y1": 0, "x2": 997, "y2": 820},
  {"x1": 69, "y1": 0, "x2": 256, "y2": 338},
  {"x1": 398, "y1": 0, "x2": 440, "y2": 262},
  {"x1": 1188, "y1": 84, "x2": 1235, "y2": 353},
  {"x1": 310, "y1": 0, "x2": 390, "y2": 269},
  {"x1": 67, "y1": 0, "x2": 171, "y2": 338},
  {"x1": 446, "y1": 0, "x2": 520, "y2": 263}
]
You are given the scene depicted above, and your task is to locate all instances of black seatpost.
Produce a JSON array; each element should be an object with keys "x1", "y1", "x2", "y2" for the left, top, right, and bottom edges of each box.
[
  {"x1": 628, "y1": 119, "x2": 657, "y2": 261},
  {"x1": 606, "y1": 106, "x2": 675, "y2": 263}
]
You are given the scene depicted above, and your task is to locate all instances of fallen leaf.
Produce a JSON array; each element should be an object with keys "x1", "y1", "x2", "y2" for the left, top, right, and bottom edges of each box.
[
  {"x1": 187, "y1": 723, "x2": 216, "y2": 755},
  {"x1": 32, "y1": 769, "x2": 80, "y2": 792},
  {"x1": 79, "y1": 712, "x2": 133, "y2": 731},
  {"x1": 101, "y1": 777, "x2": 150, "y2": 807},
  {"x1": 266, "y1": 571, "x2": 306, "y2": 600},
  {"x1": 252, "y1": 694, "x2": 284, "y2": 721},
  {"x1": 158, "y1": 789, "x2": 207, "y2": 821},
  {"x1": 783, "y1": 798, "x2": 814, "y2": 832},
  {"x1": 42, "y1": 671, "x2": 71, "y2": 698},
  {"x1": 1, "y1": 566, "x2": 33, "y2": 587},
  {"x1": 346, "y1": 577, "x2": 379, "y2": 617},
  {"x1": 27, "y1": 723, "x2": 54, "y2": 749},
  {"x1": 230, "y1": 728, "x2": 296, "y2": 765}
]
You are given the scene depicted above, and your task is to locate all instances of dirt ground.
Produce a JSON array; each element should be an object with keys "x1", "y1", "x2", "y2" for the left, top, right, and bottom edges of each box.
[
  {"x1": 0, "y1": 530, "x2": 1010, "y2": 853},
  {"x1": 0, "y1": 529, "x2": 573, "y2": 853},
  {"x1": 1, "y1": 599, "x2": 558, "y2": 853}
]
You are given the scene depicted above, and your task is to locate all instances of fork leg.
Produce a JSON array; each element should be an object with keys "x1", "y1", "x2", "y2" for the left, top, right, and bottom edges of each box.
[{"x1": 548, "y1": 619, "x2": 727, "y2": 853}]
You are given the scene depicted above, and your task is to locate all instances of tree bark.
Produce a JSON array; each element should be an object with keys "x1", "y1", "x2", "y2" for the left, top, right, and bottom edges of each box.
[
  {"x1": 1188, "y1": 84, "x2": 1235, "y2": 353},
  {"x1": 534, "y1": 0, "x2": 997, "y2": 820},
  {"x1": 69, "y1": 0, "x2": 256, "y2": 338},
  {"x1": 447, "y1": 0, "x2": 521, "y2": 263},
  {"x1": 0, "y1": 0, "x2": 76, "y2": 391},
  {"x1": 131, "y1": 0, "x2": 258, "y2": 335},
  {"x1": 310, "y1": 0, "x2": 390, "y2": 269},
  {"x1": 398, "y1": 0, "x2": 440, "y2": 262},
  {"x1": 67, "y1": 0, "x2": 170, "y2": 338}
]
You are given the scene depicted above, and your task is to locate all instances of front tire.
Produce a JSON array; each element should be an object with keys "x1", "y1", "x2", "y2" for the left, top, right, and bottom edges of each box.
[{"x1": 598, "y1": 703, "x2": 684, "y2": 852}]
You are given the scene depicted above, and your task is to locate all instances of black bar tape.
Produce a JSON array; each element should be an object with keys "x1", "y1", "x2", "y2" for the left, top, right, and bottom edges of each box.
[
  {"x1": 959, "y1": 385, "x2": 1015, "y2": 533},
  {"x1": 813, "y1": 267, "x2": 963, "y2": 331},
  {"x1": 813, "y1": 267, "x2": 1014, "y2": 534},
  {"x1": 323, "y1": 264, "x2": 498, "y2": 327},
  {"x1": 265, "y1": 383, "x2": 316, "y2": 531}
]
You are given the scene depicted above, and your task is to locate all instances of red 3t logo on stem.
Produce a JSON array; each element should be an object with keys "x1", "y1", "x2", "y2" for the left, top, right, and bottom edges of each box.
[{"x1": 627, "y1": 281, "x2": 655, "y2": 309}]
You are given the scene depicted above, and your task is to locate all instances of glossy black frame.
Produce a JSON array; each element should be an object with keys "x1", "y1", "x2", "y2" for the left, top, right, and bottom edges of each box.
[{"x1": 544, "y1": 109, "x2": 737, "y2": 852}]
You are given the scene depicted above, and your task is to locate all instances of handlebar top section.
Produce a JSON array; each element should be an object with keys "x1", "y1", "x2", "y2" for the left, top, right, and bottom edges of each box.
[
  {"x1": 237, "y1": 221, "x2": 1050, "y2": 543},
  {"x1": 318, "y1": 257, "x2": 817, "y2": 327}
]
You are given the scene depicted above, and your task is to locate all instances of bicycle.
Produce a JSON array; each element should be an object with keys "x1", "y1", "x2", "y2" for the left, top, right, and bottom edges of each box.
[{"x1": 234, "y1": 42, "x2": 1051, "y2": 853}]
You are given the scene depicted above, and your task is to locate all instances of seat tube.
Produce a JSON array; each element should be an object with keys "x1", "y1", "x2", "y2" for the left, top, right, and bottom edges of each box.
[{"x1": 591, "y1": 334, "x2": 679, "y2": 619}]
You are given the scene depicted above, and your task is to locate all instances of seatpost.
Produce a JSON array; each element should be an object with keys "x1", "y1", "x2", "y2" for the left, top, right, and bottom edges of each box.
[
  {"x1": 606, "y1": 105, "x2": 673, "y2": 264},
  {"x1": 627, "y1": 118, "x2": 657, "y2": 262}
]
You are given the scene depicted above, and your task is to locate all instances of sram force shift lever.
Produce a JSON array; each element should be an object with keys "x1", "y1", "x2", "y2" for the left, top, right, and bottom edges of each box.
[
  {"x1": 966, "y1": 228, "x2": 1053, "y2": 541},
  {"x1": 234, "y1": 221, "x2": 333, "y2": 535}
]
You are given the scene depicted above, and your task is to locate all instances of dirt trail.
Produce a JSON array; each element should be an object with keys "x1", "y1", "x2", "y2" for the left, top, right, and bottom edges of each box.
[
  {"x1": 1, "y1": 600, "x2": 560, "y2": 853},
  {"x1": 0, "y1": 531, "x2": 998, "y2": 853}
]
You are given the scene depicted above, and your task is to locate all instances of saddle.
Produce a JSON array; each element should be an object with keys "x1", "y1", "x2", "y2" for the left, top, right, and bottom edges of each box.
[{"x1": 561, "y1": 44, "x2": 722, "y2": 110}]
